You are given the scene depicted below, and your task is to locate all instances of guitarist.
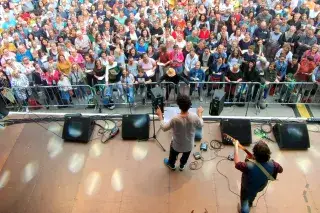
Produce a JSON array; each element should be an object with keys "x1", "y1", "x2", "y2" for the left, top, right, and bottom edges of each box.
[{"x1": 234, "y1": 141, "x2": 283, "y2": 213}]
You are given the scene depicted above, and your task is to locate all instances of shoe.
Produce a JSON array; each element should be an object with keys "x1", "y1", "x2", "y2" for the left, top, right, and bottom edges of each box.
[
  {"x1": 108, "y1": 105, "x2": 115, "y2": 110},
  {"x1": 199, "y1": 96, "x2": 203, "y2": 102},
  {"x1": 179, "y1": 164, "x2": 185, "y2": 171},
  {"x1": 164, "y1": 158, "x2": 176, "y2": 170},
  {"x1": 121, "y1": 95, "x2": 125, "y2": 101}
]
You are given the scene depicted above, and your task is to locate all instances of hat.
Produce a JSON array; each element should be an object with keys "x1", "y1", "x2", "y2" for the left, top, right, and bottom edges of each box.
[{"x1": 166, "y1": 68, "x2": 176, "y2": 77}]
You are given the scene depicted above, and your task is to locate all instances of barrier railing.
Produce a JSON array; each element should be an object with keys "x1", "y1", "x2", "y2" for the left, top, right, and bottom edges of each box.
[
  {"x1": 261, "y1": 82, "x2": 320, "y2": 106},
  {"x1": 1, "y1": 85, "x2": 96, "y2": 111},
  {"x1": 2, "y1": 81, "x2": 320, "y2": 113},
  {"x1": 93, "y1": 82, "x2": 177, "y2": 110},
  {"x1": 183, "y1": 82, "x2": 263, "y2": 105}
]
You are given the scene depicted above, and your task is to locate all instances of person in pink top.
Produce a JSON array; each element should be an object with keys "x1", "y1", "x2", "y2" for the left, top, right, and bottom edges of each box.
[
  {"x1": 69, "y1": 49, "x2": 85, "y2": 69},
  {"x1": 302, "y1": 45, "x2": 320, "y2": 65},
  {"x1": 169, "y1": 45, "x2": 185, "y2": 74}
]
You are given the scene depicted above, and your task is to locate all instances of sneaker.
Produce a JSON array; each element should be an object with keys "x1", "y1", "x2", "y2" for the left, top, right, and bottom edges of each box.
[
  {"x1": 179, "y1": 164, "x2": 185, "y2": 171},
  {"x1": 163, "y1": 158, "x2": 176, "y2": 170},
  {"x1": 199, "y1": 96, "x2": 203, "y2": 102}
]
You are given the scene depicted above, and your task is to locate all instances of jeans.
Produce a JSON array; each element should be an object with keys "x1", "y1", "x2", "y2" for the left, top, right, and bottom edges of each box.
[
  {"x1": 165, "y1": 84, "x2": 179, "y2": 100},
  {"x1": 74, "y1": 85, "x2": 87, "y2": 99},
  {"x1": 168, "y1": 145, "x2": 191, "y2": 168},
  {"x1": 106, "y1": 82, "x2": 124, "y2": 97},
  {"x1": 124, "y1": 86, "x2": 134, "y2": 103},
  {"x1": 173, "y1": 65, "x2": 183, "y2": 75},
  {"x1": 189, "y1": 82, "x2": 202, "y2": 97}
]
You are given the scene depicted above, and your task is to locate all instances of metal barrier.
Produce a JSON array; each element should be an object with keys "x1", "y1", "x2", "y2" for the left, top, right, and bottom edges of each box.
[
  {"x1": 2, "y1": 81, "x2": 320, "y2": 113},
  {"x1": 1, "y1": 85, "x2": 96, "y2": 111},
  {"x1": 93, "y1": 82, "x2": 177, "y2": 110},
  {"x1": 261, "y1": 82, "x2": 320, "y2": 106},
  {"x1": 182, "y1": 82, "x2": 263, "y2": 105}
]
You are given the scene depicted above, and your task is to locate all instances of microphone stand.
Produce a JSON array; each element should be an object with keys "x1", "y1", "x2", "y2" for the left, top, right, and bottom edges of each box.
[
  {"x1": 150, "y1": 105, "x2": 166, "y2": 152},
  {"x1": 125, "y1": 74, "x2": 133, "y2": 114}
]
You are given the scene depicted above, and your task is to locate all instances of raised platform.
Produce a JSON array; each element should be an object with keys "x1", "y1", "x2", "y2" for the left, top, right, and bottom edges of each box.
[{"x1": 0, "y1": 120, "x2": 320, "y2": 213}]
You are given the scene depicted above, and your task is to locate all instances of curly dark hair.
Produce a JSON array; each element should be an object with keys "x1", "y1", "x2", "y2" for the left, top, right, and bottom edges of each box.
[
  {"x1": 177, "y1": 95, "x2": 192, "y2": 112},
  {"x1": 253, "y1": 141, "x2": 271, "y2": 163}
]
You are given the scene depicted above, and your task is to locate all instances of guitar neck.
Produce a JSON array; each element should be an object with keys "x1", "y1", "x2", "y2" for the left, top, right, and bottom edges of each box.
[{"x1": 237, "y1": 141, "x2": 253, "y2": 157}]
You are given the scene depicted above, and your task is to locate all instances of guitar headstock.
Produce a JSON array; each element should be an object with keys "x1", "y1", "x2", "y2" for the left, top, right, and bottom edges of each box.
[{"x1": 222, "y1": 133, "x2": 238, "y2": 145}]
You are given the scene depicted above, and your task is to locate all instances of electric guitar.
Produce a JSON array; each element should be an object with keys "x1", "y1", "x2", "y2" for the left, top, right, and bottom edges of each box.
[{"x1": 223, "y1": 133, "x2": 254, "y2": 159}]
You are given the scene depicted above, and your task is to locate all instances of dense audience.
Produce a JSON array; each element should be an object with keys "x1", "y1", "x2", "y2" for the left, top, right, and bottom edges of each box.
[{"x1": 1, "y1": 0, "x2": 320, "y2": 110}]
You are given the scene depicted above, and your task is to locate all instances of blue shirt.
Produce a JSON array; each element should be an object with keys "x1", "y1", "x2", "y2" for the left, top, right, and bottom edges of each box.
[
  {"x1": 275, "y1": 60, "x2": 288, "y2": 80},
  {"x1": 16, "y1": 50, "x2": 34, "y2": 62},
  {"x1": 312, "y1": 67, "x2": 320, "y2": 82},
  {"x1": 189, "y1": 68, "x2": 205, "y2": 82}
]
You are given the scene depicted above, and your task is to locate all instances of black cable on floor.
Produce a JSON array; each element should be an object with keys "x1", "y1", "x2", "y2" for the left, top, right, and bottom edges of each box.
[
  {"x1": 93, "y1": 119, "x2": 118, "y2": 143},
  {"x1": 189, "y1": 139, "x2": 225, "y2": 170}
]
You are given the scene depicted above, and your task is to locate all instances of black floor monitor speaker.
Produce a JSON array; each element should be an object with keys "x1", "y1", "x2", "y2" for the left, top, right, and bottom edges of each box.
[
  {"x1": 273, "y1": 123, "x2": 310, "y2": 150},
  {"x1": 220, "y1": 119, "x2": 252, "y2": 145},
  {"x1": 62, "y1": 114, "x2": 94, "y2": 143},
  {"x1": 0, "y1": 98, "x2": 9, "y2": 119},
  {"x1": 209, "y1": 89, "x2": 225, "y2": 116},
  {"x1": 122, "y1": 114, "x2": 150, "y2": 140}
]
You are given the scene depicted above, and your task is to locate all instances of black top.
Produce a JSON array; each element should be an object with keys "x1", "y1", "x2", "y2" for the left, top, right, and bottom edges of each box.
[
  {"x1": 150, "y1": 27, "x2": 164, "y2": 36},
  {"x1": 287, "y1": 62, "x2": 299, "y2": 75},
  {"x1": 226, "y1": 70, "x2": 243, "y2": 81},
  {"x1": 243, "y1": 68, "x2": 261, "y2": 82},
  {"x1": 158, "y1": 74, "x2": 189, "y2": 85},
  {"x1": 239, "y1": 39, "x2": 252, "y2": 50},
  {"x1": 93, "y1": 65, "x2": 106, "y2": 77}
]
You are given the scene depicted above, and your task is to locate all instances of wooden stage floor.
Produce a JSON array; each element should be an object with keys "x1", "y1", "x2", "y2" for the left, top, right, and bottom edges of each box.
[{"x1": 0, "y1": 120, "x2": 320, "y2": 213}]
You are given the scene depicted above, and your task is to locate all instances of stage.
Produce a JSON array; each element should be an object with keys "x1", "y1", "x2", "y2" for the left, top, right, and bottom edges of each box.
[{"x1": 0, "y1": 119, "x2": 320, "y2": 213}]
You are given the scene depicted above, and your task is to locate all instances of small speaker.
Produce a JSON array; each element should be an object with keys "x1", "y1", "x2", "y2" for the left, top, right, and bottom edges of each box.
[
  {"x1": 0, "y1": 97, "x2": 9, "y2": 119},
  {"x1": 273, "y1": 123, "x2": 310, "y2": 150},
  {"x1": 122, "y1": 114, "x2": 150, "y2": 140},
  {"x1": 209, "y1": 89, "x2": 225, "y2": 116},
  {"x1": 220, "y1": 119, "x2": 252, "y2": 145},
  {"x1": 62, "y1": 114, "x2": 94, "y2": 143}
]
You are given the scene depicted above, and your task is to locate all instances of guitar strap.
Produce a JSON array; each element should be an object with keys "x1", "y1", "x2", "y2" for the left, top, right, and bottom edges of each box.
[{"x1": 247, "y1": 159, "x2": 276, "y2": 181}]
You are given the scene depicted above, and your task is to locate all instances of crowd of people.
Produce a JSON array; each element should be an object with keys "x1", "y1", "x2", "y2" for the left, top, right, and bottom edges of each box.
[{"x1": 1, "y1": 0, "x2": 320, "y2": 110}]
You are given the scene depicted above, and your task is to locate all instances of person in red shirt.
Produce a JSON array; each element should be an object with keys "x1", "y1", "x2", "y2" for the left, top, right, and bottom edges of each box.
[
  {"x1": 198, "y1": 24, "x2": 210, "y2": 40},
  {"x1": 172, "y1": 26, "x2": 185, "y2": 40},
  {"x1": 294, "y1": 56, "x2": 317, "y2": 82},
  {"x1": 234, "y1": 141, "x2": 283, "y2": 213},
  {"x1": 175, "y1": 14, "x2": 187, "y2": 31},
  {"x1": 158, "y1": 45, "x2": 171, "y2": 76}
]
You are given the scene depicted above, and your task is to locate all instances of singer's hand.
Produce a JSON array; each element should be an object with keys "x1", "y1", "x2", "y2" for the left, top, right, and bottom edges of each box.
[
  {"x1": 197, "y1": 106, "x2": 204, "y2": 115},
  {"x1": 156, "y1": 107, "x2": 163, "y2": 119}
]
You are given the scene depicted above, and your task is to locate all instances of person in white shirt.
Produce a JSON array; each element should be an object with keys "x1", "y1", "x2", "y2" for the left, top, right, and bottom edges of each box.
[
  {"x1": 120, "y1": 69, "x2": 135, "y2": 104},
  {"x1": 184, "y1": 49, "x2": 199, "y2": 77},
  {"x1": 74, "y1": 31, "x2": 91, "y2": 54},
  {"x1": 57, "y1": 74, "x2": 73, "y2": 104},
  {"x1": 309, "y1": 5, "x2": 320, "y2": 19}
]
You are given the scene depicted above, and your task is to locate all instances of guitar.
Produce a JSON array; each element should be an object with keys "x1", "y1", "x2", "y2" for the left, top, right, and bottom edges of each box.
[{"x1": 223, "y1": 133, "x2": 254, "y2": 159}]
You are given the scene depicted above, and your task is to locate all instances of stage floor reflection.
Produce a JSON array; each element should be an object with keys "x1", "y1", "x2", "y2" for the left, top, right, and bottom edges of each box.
[{"x1": 0, "y1": 121, "x2": 320, "y2": 213}]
